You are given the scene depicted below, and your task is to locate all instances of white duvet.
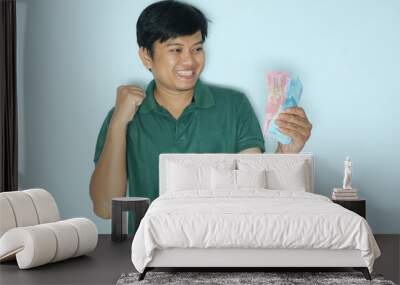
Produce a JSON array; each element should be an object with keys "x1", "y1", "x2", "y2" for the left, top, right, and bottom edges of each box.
[{"x1": 131, "y1": 189, "x2": 380, "y2": 273}]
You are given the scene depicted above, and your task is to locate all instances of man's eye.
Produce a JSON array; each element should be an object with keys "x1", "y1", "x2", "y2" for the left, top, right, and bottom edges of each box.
[
  {"x1": 194, "y1": 47, "x2": 203, "y2": 52},
  {"x1": 170, "y1": 49, "x2": 181, "y2": 53}
]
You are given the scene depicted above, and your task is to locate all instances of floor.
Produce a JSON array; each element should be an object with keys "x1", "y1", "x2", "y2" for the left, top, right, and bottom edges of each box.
[
  {"x1": 0, "y1": 234, "x2": 398, "y2": 285},
  {"x1": 0, "y1": 235, "x2": 134, "y2": 285},
  {"x1": 374, "y1": 235, "x2": 400, "y2": 284}
]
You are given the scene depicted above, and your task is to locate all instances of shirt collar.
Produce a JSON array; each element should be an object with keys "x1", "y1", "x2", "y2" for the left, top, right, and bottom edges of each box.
[{"x1": 138, "y1": 79, "x2": 215, "y2": 114}]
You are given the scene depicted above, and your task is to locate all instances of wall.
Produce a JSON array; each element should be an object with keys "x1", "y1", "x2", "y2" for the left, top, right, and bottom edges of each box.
[{"x1": 16, "y1": 0, "x2": 400, "y2": 234}]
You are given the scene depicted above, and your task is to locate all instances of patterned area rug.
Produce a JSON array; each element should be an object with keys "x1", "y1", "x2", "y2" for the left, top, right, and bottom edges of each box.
[{"x1": 116, "y1": 271, "x2": 396, "y2": 285}]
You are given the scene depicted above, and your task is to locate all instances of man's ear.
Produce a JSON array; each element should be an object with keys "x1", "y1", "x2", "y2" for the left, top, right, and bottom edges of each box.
[{"x1": 139, "y1": 47, "x2": 153, "y2": 71}]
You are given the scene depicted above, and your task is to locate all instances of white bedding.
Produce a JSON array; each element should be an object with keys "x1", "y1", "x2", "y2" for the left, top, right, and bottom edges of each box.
[{"x1": 131, "y1": 189, "x2": 380, "y2": 273}]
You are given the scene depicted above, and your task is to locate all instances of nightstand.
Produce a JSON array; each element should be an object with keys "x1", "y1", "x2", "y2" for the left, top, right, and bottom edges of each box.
[
  {"x1": 111, "y1": 197, "x2": 150, "y2": 242},
  {"x1": 332, "y1": 199, "x2": 366, "y2": 219}
]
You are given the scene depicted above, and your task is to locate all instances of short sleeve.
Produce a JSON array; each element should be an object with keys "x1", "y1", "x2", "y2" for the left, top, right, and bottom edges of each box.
[
  {"x1": 236, "y1": 94, "x2": 266, "y2": 153},
  {"x1": 93, "y1": 108, "x2": 115, "y2": 164}
]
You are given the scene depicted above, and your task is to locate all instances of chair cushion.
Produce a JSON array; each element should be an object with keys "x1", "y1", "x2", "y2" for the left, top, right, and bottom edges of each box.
[
  {"x1": 0, "y1": 189, "x2": 60, "y2": 238},
  {"x1": 0, "y1": 218, "x2": 97, "y2": 269}
]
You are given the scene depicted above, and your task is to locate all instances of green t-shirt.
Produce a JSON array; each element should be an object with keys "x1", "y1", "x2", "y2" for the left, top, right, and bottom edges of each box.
[{"x1": 93, "y1": 79, "x2": 265, "y2": 202}]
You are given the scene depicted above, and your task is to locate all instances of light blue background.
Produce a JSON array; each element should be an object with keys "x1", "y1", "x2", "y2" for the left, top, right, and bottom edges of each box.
[{"x1": 16, "y1": 0, "x2": 400, "y2": 234}]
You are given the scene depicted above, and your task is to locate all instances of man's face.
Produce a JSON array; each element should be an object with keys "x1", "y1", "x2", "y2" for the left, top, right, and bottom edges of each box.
[{"x1": 142, "y1": 31, "x2": 205, "y2": 92}]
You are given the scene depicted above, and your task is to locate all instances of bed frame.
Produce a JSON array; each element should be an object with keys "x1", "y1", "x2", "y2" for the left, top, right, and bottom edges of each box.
[{"x1": 138, "y1": 153, "x2": 372, "y2": 281}]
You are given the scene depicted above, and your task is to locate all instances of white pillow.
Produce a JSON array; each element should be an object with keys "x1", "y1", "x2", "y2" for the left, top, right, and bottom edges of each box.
[
  {"x1": 211, "y1": 168, "x2": 268, "y2": 190},
  {"x1": 211, "y1": 168, "x2": 236, "y2": 190},
  {"x1": 237, "y1": 169, "x2": 267, "y2": 188},
  {"x1": 166, "y1": 162, "x2": 210, "y2": 191},
  {"x1": 266, "y1": 161, "x2": 307, "y2": 191},
  {"x1": 238, "y1": 159, "x2": 309, "y2": 191},
  {"x1": 166, "y1": 159, "x2": 236, "y2": 191}
]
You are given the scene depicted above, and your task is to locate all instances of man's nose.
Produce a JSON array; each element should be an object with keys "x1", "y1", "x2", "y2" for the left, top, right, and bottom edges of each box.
[{"x1": 180, "y1": 50, "x2": 196, "y2": 66}]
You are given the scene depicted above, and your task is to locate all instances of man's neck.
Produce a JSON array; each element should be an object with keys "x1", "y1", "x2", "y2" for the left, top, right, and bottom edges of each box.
[{"x1": 153, "y1": 82, "x2": 194, "y2": 113}]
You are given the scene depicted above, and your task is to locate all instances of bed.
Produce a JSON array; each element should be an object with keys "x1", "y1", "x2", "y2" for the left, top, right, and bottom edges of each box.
[{"x1": 131, "y1": 153, "x2": 380, "y2": 281}]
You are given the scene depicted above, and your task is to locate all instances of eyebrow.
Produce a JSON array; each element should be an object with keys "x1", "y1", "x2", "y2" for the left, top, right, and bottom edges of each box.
[{"x1": 166, "y1": 40, "x2": 204, "y2": 47}]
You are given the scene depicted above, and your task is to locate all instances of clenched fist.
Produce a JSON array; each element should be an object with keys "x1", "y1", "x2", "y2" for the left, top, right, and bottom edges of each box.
[{"x1": 111, "y1": 85, "x2": 145, "y2": 126}]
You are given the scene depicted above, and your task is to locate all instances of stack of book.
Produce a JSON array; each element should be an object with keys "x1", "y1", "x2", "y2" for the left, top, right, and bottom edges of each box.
[{"x1": 332, "y1": 188, "x2": 358, "y2": 200}]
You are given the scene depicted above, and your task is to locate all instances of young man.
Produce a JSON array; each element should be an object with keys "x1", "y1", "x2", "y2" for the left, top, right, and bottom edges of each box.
[{"x1": 90, "y1": 0, "x2": 312, "y2": 219}]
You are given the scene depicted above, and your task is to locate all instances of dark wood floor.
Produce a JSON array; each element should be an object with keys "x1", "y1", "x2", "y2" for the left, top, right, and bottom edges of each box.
[
  {"x1": 0, "y1": 234, "x2": 398, "y2": 285},
  {"x1": 374, "y1": 235, "x2": 400, "y2": 284}
]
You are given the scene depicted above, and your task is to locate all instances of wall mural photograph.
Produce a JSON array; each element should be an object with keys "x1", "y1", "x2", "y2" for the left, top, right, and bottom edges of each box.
[{"x1": 1, "y1": 0, "x2": 399, "y2": 284}]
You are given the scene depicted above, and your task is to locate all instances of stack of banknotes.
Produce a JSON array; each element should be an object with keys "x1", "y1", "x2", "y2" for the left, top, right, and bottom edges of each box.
[{"x1": 263, "y1": 71, "x2": 303, "y2": 145}]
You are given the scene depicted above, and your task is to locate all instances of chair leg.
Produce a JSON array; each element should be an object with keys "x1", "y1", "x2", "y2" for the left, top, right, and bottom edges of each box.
[
  {"x1": 138, "y1": 268, "x2": 148, "y2": 281},
  {"x1": 354, "y1": 267, "x2": 372, "y2": 280}
]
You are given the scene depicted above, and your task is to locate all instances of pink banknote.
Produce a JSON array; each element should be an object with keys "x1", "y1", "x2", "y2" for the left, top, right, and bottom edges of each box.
[{"x1": 263, "y1": 72, "x2": 303, "y2": 144}]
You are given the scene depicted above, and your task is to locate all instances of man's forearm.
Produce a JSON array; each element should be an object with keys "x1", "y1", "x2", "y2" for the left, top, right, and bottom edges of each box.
[
  {"x1": 239, "y1": 147, "x2": 262, "y2": 154},
  {"x1": 89, "y1": 120, "x2": 128, "y2": 219}
]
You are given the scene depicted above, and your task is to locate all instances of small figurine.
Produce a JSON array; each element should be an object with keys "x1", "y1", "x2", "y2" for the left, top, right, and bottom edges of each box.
[{"x1": 342, "y1": 156, "x2": 352, "y2": 190}]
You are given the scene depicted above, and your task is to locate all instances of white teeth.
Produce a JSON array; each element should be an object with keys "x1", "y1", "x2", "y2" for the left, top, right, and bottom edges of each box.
[{"x1": 177, "y1": 70, "x2": 194, "y2": 76}]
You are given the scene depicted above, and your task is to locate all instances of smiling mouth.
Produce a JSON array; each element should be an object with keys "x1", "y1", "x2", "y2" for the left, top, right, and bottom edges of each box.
[{"x1": 176, "y1": 70, "x2": 196, "y2": 79}]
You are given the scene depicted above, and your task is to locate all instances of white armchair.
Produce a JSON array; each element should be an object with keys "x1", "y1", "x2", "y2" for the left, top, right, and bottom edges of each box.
[{"x1": 0, "y1": 188, "x2": 97, "y2": 269}]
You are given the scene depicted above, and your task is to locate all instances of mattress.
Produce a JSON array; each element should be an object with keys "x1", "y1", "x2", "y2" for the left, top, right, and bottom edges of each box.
[{"x1": 131, "y1": 189, "x2": 380, "y2": 273}]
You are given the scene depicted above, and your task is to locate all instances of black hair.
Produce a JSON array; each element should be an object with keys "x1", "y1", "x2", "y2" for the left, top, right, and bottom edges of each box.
[{"x1": 136, "y1": 0, "x2": 209, "y2": 57}]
